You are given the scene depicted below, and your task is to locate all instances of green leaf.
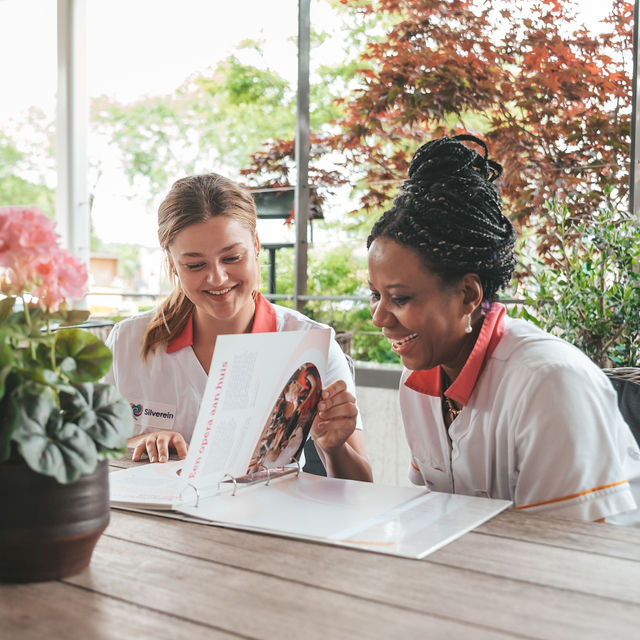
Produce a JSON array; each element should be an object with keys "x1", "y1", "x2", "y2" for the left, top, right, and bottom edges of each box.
[
  {"x1": 58, "y1": 309, "x2": 91, "y2": 326},
  {"x1": 0, "y1": 337, "x2": 14, "y2": 398},
  {"x1": 97, "y1": 446, "x2": 128, "y2": 460},
  {"x1": 59, "y1": 356, "x2": 77, "y2": 376},
  {"x1": 11, "y1": 389, "x2": 98, "y2": 484},
  {"x1": 0, "y1": 392, "x2": 19, "y2": 463},
  {"x1": 54, "y1": 329, "x2": 113, "y2": 382},
  {"x1": 61, "y1": 382, "x2": 133, "y2": 449},
  {"x1": 0, "y1": 296, "x2": 16, "y2": 323}
]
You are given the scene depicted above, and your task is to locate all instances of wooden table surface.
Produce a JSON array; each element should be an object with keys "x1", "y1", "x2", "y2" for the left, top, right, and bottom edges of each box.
[{"x1": 2, "y1": 460, "x2": 640, "y2": 639}]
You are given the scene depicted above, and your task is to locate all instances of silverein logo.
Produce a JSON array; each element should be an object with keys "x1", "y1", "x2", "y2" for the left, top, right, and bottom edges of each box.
[{"x1": 130, "y1": 403, "x2": 143, "y2": 419}]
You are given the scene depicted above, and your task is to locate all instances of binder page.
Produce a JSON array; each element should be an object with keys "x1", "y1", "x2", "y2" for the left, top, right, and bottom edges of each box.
[
  {"x1": 109, "y1": 460, "x2": 184, "y2": 509},
  {"x1": 175, "y1": 329, "x2": 330, "y2": 499},
  {"x1": 335, "y1": 491, "x2": 512, "y2": 558},
  {"x1": 176, "y1": 473, "x2": 511, "y2": 559}
]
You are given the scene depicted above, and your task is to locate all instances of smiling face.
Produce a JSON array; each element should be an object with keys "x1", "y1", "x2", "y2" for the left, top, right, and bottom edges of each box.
[
  {"x1": 368, "y1": 236, "x2": 479, "y2": 375},
  {"x1": 168, "y1": 215, "x2": 259, "y2": 333}
]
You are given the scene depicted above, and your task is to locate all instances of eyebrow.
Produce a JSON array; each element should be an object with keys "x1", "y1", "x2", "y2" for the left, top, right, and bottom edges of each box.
[
  {"x1": 368, "y1": 281, "x2": 410, "y2": 290},
  {"x1": 179, "y1": 243, "x2": 243, "y2": 258}
]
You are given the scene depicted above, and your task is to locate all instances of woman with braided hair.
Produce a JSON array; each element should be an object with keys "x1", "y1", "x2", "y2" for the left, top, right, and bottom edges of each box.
[{"x1": 367, "y1": 135, "x2": 640, "y2": 524}]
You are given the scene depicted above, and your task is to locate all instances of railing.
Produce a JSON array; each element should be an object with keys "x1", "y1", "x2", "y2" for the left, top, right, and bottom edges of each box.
[{"x1": 85, "y1": 290, "x2": 534, "y2": 378}]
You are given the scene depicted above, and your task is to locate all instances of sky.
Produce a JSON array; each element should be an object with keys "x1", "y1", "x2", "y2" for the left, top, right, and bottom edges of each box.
[
  {"x1": 0, "y1": 0, "x2": 616, "y2": 247},
  {"x1": 0, "y1": 0, "x2": 304, "y2": 117}
]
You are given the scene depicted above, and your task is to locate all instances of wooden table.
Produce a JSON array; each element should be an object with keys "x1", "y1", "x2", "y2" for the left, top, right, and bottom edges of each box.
[{"x1": 3, "y1": 462, "x2": 640, "y2": 639}]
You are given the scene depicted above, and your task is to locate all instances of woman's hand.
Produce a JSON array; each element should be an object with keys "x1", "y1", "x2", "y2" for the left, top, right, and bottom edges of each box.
[
  {"x1": 309, "y1": 380, "x2": 372, "y2": 482},
  {"x1": 128, "y1": 431, "x2": 188, "y2": 463},
  {"x1": 311, "y1": 380, "x2": 358, "y2": 452}
]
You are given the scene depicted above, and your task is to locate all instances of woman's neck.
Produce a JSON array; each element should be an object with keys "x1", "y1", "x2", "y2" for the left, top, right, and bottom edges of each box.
[
  {"x1": 191, "y1": 299, "x2": 256, "y2": 373},
  {"x1": 441, "y1": 316, "x2": 483, "y2": 383}
]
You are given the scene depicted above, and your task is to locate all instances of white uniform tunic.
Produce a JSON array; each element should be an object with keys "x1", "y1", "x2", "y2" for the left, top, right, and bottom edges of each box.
[
  {"x1": 400, "y1": 308, "x2": 640, "y2": 524},
  {"x1": 105, "y1": 293, "x2": 361, "y2": 443}
]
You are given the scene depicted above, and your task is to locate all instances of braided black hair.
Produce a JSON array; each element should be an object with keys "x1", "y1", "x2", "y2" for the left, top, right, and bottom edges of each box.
[{"x1": 367, "y1": 135, "x2": 516, "y2": 301}]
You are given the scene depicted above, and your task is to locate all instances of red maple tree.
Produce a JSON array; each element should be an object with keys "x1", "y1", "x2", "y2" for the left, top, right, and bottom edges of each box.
[{"x1": 241, "y1": 0, "x2": 632, "y2": 248}]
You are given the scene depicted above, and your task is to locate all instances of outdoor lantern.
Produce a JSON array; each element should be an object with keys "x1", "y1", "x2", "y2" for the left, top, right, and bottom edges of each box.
[
  {"x1": 249, "y1": 186, "x2": 323, "y2": 223},
  {"x1": 249, "y1": 186, "x2": 323, "y2": 295}
]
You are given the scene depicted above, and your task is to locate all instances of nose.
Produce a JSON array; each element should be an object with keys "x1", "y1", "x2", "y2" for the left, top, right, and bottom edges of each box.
[
  {"x1": 370, "y1": 298, "x2": 393, "y2": 328},
  {"x1": 205, "y1": 261, "x2": 226, "y2": 286}
]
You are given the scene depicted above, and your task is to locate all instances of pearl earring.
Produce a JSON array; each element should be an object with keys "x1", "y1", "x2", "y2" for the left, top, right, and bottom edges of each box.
[{"x1": 465, "y1": 314, "x2": 473, "y2": 334}]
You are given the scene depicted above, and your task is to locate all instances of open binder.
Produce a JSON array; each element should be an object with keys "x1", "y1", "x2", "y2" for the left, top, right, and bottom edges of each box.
[{"x1": 109, "y1": 329, "x2": 511, "y2": 559}]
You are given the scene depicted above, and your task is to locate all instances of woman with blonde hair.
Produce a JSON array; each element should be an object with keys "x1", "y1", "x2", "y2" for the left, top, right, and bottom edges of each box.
[{"x1": 105, "y1": 173, "x2": 372, "y2": 481}]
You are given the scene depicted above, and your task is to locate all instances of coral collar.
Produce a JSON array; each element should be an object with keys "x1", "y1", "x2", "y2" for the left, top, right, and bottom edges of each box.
[
  {"x1": 166, "y1": 292, "x2": 277, "y2": 353},
  {"x1": 404, "y1": 303, "x2": 506, "y2": 405}
]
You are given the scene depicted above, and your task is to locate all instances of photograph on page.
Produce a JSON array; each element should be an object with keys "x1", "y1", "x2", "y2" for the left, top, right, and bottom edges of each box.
[{"x1": 246, "y1": 362, "x2": 322, "y2": 474}]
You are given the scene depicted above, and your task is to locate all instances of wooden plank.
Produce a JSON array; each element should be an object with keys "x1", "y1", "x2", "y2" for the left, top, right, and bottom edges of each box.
[
  {"x1": 430, "y1": 531, "x2": 640, "y2": 603},
  {"x1": 0, "y1": 581, "x2": 235, "y2": 640},
  {"x1": 102, "y1": 511, "x2": 640, "y2": 639},
  {"x1": 65, "y1": 535, "x2": 520, "y2": 640},
  {"x1": 476, "y1": 510, "x2": 640, "y2": 561}
]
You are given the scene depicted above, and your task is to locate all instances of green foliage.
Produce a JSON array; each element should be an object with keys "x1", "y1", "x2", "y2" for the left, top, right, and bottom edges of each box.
[
  {"x1": 0, "y1": 301, "x2": 133, "y2": 483},
  {"x1": 11, "y1": 386, "x2": 100, "y2": 484},
  {"x1": 0, "y1": 134, "x2": 54, "y2": 216},
  {"x1": 513, "y1": 201, "x2": 640, "y2": 367},
  {"x1": 259, "y1": 241, "x2": 399, "y2": 363},
  {"x1": 92, "y1": 50, "x2": 299, "y2": 198}
]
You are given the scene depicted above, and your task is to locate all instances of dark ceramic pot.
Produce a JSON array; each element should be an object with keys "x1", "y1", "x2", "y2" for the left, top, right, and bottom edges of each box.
[{"x1": 0, "y1": 459, "x2": 110, "y2": 583}]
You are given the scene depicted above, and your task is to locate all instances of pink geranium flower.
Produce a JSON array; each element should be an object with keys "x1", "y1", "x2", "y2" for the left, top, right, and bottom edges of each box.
[
  {"x1": 0, "y1": 206, "x2": 60, "y2": 265},
  {"x1": 32, "y1": 250, "x2": 88, "y2": 312},
  {"x1": 0, "y1": 206, "x2": 88, "y2": 311}
]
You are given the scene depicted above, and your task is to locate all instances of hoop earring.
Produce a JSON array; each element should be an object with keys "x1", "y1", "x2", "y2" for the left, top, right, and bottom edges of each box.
[{"x1": 465, "y1": 314, "x2": 473, "y2": 334}]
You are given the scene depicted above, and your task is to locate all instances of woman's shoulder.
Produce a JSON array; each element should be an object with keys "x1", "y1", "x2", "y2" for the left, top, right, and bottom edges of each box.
[
  {"x1": 494, "y1": 315, "x2": 608, "y2": 387},
  {"x1": 272, "y1": 303, "x2": 334, "y2": 334},
  {"x1": 498, "y1": 316, "x2": 585, "y2": 362},
  {"x1": 107, "y1": 309, "x2": 157, "y2": 346}
]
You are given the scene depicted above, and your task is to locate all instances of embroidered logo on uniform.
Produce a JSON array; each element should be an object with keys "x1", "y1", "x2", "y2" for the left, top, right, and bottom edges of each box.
[
  {"x1": 130, "y1": 400, "x2": 177, "y2": 429},
  {"x1": 130, "y1": 403, "x2": 143, "y2": 419}
]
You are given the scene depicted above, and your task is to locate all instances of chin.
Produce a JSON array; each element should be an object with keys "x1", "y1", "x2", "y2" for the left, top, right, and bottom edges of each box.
[{"x1": 400, "y1": 354, "x2": 433, "y2": 372}]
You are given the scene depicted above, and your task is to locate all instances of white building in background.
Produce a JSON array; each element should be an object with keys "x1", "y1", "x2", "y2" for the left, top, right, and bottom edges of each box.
[{"x1": 86, "y1": 246, "x2": 167, "y2": 318}]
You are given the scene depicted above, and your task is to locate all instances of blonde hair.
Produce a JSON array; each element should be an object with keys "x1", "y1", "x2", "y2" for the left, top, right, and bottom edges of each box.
[{"x1": 142, "y1": 173, "x2": 257, "y2": 358}]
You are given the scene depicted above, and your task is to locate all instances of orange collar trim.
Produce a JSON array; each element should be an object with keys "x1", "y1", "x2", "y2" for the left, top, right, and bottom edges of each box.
[
  {"x1": 166, "y1": 292, "x2": 277, "y2": 353},
  {"x1": 251, "y1": 292, "x2": 278, "y2": 333},
  {"x1": 404, "y1": 303, "x2": 506, "y2": 405},
  {"x1": 166, "y1": 314, "x2": 193, "y2": 354}
]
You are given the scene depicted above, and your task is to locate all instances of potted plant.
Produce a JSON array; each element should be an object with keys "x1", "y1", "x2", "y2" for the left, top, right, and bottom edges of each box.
[{"x1": 0, "y1": 205, "x2": 133, "y2": 582}]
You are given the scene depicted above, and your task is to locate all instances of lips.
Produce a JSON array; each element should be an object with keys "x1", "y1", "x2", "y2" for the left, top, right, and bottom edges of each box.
[
  {"x1": 204, "y1": 285, "x2": 235, "y2": 296},
  {"x1": 389, "y1": 333, "x2": 419, "y2": 352}
]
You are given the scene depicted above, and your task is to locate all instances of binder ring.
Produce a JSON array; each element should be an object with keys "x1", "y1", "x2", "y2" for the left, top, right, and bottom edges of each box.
[
  {"x1": 222, "y1": 473, "x2": 238, "y2": 496},
  {"x1": 179, "y1": 483, "x2": 200, "y2": 508},
  {"x1": 265, "y1": 467, "x2": 273, "y2": 486},
  {"x1": 295, "y1": 458, "x2": 301, "y2": 477}
]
